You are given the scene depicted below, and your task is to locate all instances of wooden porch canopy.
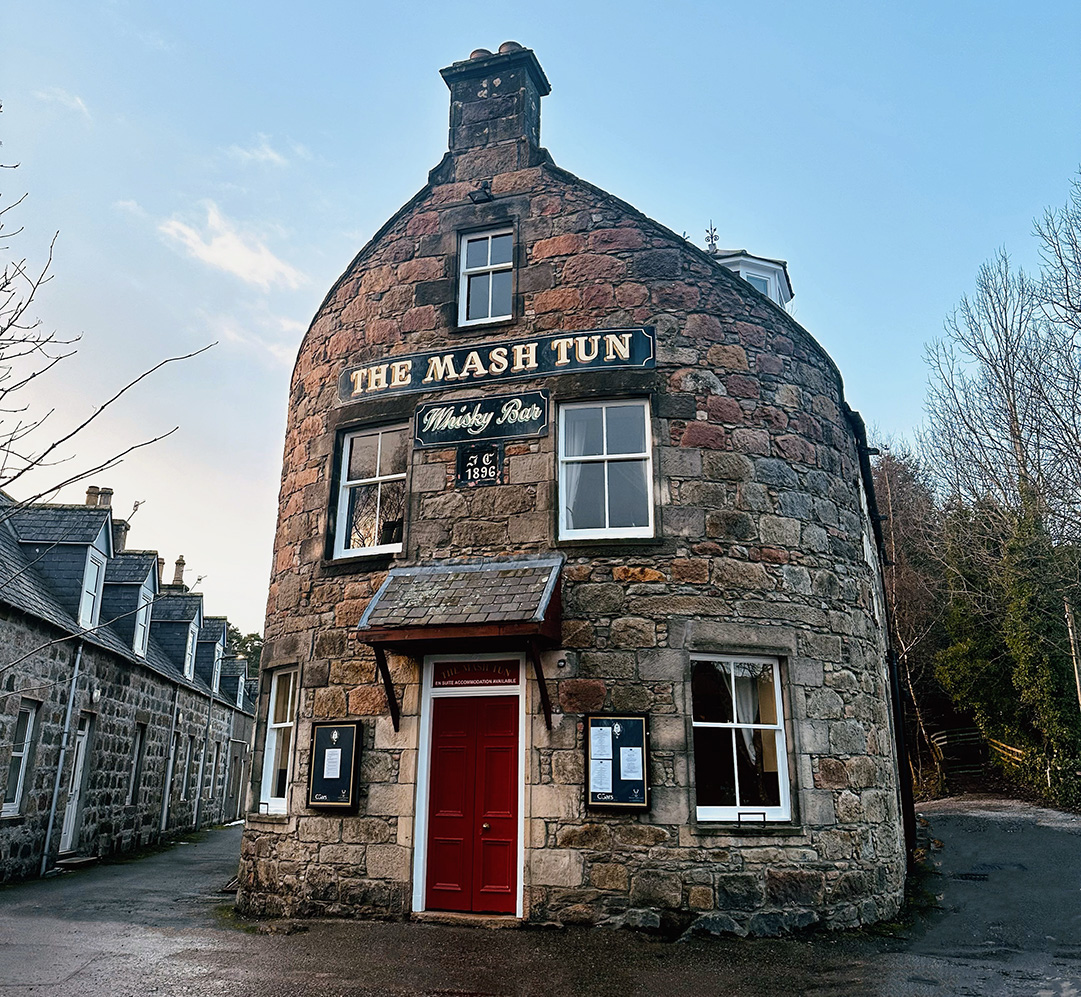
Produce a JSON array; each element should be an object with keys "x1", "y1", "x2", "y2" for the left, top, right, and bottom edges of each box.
[{"x1": 352, "y1": 555, "x2": 564, "y2": 731}]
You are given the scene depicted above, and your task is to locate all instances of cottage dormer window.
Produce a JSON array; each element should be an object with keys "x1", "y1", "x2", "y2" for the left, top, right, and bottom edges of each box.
[{"x1": 78, "y1": 551, "x2": 107, "y2": 629}]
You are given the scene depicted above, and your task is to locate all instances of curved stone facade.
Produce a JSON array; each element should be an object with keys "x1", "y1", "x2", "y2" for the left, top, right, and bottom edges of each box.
[{"x1": 237, "y1": 45, "x2": 906, "y2": 935}]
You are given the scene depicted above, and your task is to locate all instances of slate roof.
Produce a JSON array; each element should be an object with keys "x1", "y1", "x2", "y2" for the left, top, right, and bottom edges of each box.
[
  {"x1": 199, "y1": 617, "x2": 227, "y2": 642},
  {"x1": 7, "y1": 504, "x2": 111, "y2": 545},
  {"x1": 152, "y1": 593, "x2": 203, "y2": 623},
  {"x1": 358, "y1": 556, "x2": 563, "y2": 631},
  {"x1": 104, "y1": 551, "x2": 157, "y2": 585}
]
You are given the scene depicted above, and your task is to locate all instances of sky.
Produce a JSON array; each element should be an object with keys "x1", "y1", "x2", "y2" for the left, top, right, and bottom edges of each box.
[{"x1": 4, "y1": 1, "x2": 1080, "y2": 632}]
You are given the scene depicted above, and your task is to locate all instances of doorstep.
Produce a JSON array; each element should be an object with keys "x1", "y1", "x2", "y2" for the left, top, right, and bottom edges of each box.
[
  {"x1": 54, "y1": 855, "x2": 99, "y2": 870},
  {"x1": 412, "y1": 911, "x2": 523, "y2": 929}
]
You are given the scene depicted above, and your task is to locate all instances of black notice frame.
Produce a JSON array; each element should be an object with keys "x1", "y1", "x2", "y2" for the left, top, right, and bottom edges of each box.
[
  {"x1": 585, "y1": 713, "x2": 651, "y2": 811},
  {"x1": 306, "y1": 721, "x2": 362, "y2": 812}
]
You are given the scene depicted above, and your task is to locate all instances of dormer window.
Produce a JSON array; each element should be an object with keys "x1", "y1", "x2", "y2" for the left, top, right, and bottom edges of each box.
[
  {"x1": 132, "y1": 586, "x2": 152, "y2": 657},
  {"x1": 236, "y1": 678, "x2": 245, "y2": 709},
  {"x1": 715, "y1": 251, "x2": 793, "y2": 310},
  {"x1": 184, "y1": 621, "x2": 198, "y2": 679},
  {"x1": 79, "y1": 551, "x2": 107, "y2": 629}
]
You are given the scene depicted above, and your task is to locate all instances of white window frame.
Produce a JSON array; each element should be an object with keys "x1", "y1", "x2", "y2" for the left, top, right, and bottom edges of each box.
[
  {"x1": 132, "y1": 585, "x2": 152, "y2": 657},
  {"x1": 260, "y1": 668, "x2": 298, "y2": 815},
  {"x1": 558, "y1": 398, "x2": 654, "y2": 541},
  {"x1": 236, "y1": 678, "x2": 245, "y2": 709},
  {"x1": 183, "y1": 621, "x2": 198, "y2": 679},
  {"x1": 691, "y1": 654, "x2": 791, "y2": 823},
  {"x1": 78, "y1": 550, "x2": 107, "y2": 629},
  {"x1": 458, "y1": 227, "x2": 513, "y2": 326},
  {"x1": 2, "y1": 703, "x2": 36, "y2": 816},
  {"x1": 334, "y1": 425, "x2": 407, "y2": 559},
  {"x1": 212, "y1": 643, "x2": 223, "y2": 694}
]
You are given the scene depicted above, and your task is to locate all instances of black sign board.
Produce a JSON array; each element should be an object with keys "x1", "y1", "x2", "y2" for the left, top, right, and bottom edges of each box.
[
  {"x1": 585, "y1": 714, "x2": 651, "y2": 810},
  {"x1": 456, "y1": 443, "x2": 503, "y2": 487},
  {"x1": 339, "y1": 327, "x2": 655, "y2": 402},
  {"x1": 415, "y1": 391, "x2": 549, "y2": 448},
  {"x1": 306, "y1": 721, "x2": 361, "y2": 812}
]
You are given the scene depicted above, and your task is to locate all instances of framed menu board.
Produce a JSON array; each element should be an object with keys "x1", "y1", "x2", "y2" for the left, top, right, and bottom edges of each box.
[
  {"x1": 306, "y1": 721, "x2": 362, "y2": 812},
  {"x1": 585, "y1": 714, "x2": 650, "y2": 811}
]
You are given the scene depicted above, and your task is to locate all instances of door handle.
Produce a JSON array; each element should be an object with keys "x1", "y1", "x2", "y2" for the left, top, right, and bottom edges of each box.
[{"x1": 482, "y1": 822, "x2": 490, "y2": 830}]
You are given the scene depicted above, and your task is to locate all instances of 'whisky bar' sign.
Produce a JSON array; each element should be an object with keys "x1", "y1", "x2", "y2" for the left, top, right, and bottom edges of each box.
[
  {"x1": 414, "y1": 391, "x2": 549, "y2": 448},
  {"x1": 338, "y1": 327, "x2": 655, "y2": 402}
]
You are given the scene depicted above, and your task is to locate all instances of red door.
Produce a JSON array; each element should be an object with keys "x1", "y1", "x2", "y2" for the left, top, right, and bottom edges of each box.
[{"x1": 426, "y1": 696, "x2": 518, "y2": 913}]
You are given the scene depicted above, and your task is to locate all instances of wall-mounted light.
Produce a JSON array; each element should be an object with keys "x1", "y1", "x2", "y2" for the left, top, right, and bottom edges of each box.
[
  {"x1": 91, "y1": 688, "x2": 102, "y2": 704},
  {"x1": 468, "y1": 180, "x2": 494, "y2": 204}
]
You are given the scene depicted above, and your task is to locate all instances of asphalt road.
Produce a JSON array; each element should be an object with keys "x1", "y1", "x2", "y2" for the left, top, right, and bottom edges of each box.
[{"x1": 1, "y1": 798, "x2": 1079, "y2": 996}]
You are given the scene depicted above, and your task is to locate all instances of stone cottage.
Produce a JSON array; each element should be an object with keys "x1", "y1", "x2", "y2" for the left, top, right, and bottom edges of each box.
[
  {"x1": 237, "y1": 43, "x2": 909, "y2": 935},
  {"x1": 0, "y1": 487, "x2": 255, "y2": 882}
]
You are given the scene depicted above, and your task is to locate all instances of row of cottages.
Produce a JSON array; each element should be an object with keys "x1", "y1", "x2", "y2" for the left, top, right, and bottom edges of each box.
[
  {"x1": 0, "y1": 486, "x2": 256, "y2": 882},
  {"x1": 238, "y1": 44, "x2": 912, "y2": 936}
]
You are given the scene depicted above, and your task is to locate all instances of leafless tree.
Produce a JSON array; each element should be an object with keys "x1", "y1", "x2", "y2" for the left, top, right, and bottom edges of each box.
[{"x1": 0, "y1": 163, "x2": 211, "y2": 523}]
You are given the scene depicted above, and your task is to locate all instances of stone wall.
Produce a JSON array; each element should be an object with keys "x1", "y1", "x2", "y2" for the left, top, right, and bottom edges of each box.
[
  {"x1": 0, "y1": 603, "x2": 254, "y2": 883},
  {"x1": 238, "y1": 69, "x2": 905, "y2": 933}
]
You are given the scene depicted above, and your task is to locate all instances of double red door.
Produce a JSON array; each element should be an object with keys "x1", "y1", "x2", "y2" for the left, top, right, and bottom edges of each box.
[{"x1": 425, "y1": 696, "x2": 518, "y2": 914}]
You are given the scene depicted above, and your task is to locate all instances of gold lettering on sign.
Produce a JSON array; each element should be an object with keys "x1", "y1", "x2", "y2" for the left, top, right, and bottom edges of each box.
[
  {"x1": 424, "y1": 355, "x2": 460, "y2": 383},
  {"x1": 390, "y1": 360, "x2": 412, "y2": 387},
  {"x1": 552, "y1": 338, "x2": 574, "y2": 366},
  {"x1": 349, "y1": 369, "x2": 367, "y2": 394},
  {"x1": 459, "y1": 351, "x2": 488, "y2": 379},
  {"x1": 604, "y1": 332, "x2": 632, "y2": 361},
  {"x1": 489, "y1": 346, "x2": 509, "y2": 375},
  {"x1": 368, "y1": 364, "x2": 389, "y2": 391},
  {"x1": 511, "y1": 342, "x2": 538, "y2": 372},
  {"x1": 574, "y1": 335, "x2": 600, "y2": 363}
]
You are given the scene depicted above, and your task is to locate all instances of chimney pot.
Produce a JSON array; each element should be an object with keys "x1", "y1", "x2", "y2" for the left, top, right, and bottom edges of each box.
[
  {"x1": 172, "y1": 556, "x2": 186, "y2": 586},
  {"x1": 85, "y1": 486, "x2": 100, "y2": 506},
  {"x1": 469, "y1": 48, "x2": 492, "y2": 59},
  {"x1": 498, "y1": 41, "x2": 524, "y2": 53},
  {"x1": 157, "y1": 556, "x2": 165, "y2": 585},
  {"x1": 111, "y1": 519, "x2": 129, "y2": 554},
  {"x1": 97, "y1": 487, "x2": 113, "y2": 508}
]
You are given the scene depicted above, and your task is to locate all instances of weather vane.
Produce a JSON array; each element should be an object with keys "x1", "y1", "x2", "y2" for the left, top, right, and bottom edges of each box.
[{"x1": 705, "y1": 220, "x2": 718, "y2": 255}]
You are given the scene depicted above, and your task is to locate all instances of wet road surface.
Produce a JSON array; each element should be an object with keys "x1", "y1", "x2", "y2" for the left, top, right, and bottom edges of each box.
[{"x1": 1, "y1": 798, "x2": 1079, "y2": 996}]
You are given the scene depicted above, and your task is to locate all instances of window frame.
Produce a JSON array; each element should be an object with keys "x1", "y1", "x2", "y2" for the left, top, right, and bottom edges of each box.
[
  {"x1": 557, "y1": 398, "x2": 655, "y2": 541},
  {"x1": 457, "y1": 227, "x2": 514, "y2": 327},
  {"x1": 2, "y1": 702, "x2": 37, "y2": 816},
  {"x1": 183, "y1": 621, "x2": 198, "y2": 679},
  {"x1": 260, "y1": 668, "x2": 298, "y2": 815},
  {"x1": 690, "y1": 654, "x2": 791, "y2": 823},
  {"x1": 132, "y1": 585, "x2": 152, "y2": 657},
  {"x1": 78, "y1": 549, "x2": 107, "y2": 629},
  {"x1": 333, "y1": 424, "x2": 408, "y2": 559}
]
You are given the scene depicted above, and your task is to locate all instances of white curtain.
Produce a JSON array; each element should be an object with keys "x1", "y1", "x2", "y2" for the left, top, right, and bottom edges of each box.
[
  {"x1": 563, "y1": 414, "x2": 594, "y2": 529},
  {"x1": 733, "y1": 669, "x2": 758, "y2": 764}
]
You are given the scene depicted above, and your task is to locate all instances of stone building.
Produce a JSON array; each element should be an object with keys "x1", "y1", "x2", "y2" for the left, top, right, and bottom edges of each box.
[
  {"x1": 238, "y1": 43, "x2": 909, "y2": 935},
  {"x1": 0, "y1": 487, "x2": 255, "y2": 882}
]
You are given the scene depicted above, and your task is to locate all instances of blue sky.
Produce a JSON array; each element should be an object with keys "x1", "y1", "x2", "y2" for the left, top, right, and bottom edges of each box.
[{"x1": 5, "y1": 1, "x2": 1080, "y2": 631}]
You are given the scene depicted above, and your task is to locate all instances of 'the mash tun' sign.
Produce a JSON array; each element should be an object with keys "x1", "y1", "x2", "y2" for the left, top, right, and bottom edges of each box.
[{"x1": 338, "y1": 327, "x2": 655, "y2": 402}]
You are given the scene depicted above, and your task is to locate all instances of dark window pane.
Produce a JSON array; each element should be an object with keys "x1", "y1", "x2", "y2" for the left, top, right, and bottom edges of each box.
[
  {"x1": 13, "y1": 709, "x2": 29, "y2": 746},
  {"x1": 736, "y1": 730, "x2": 781, "y2": 808},
  {"x1": 565, "y1": 461, "x2": 604, "y2": 530},
  {"x1": 607, "y1": 460, "x2": 649, "y2": 528},
  {"x1": 348, "y1": 433, "x2": 379, "y2": 481},
  {"x1": 467, "y1": 273, "x2": 490, "y2": 321},
  {"x1": 563, "y1": 407, "x2": 603, "y2": 456},
  {"x1": 465, "y1": 236, "x2": 488, "y2": 269},
  {"x1": 346, "y1": 483, "x2": 378, "y2": 550},
  {"x1": 693, "y1": 726, "x2": 736, "y2": 807},
  {"x1": 491, "y1": 270, "x2": 512, "y2": 317},
  {"x1": 379, "y1": 428, "x2": 407, "y2": 476},
  {"x1": 692, "y1": 660, "x2": 734, "y2": 723},
  {"x1": 606, "y1": 404, "x2": 646, "y2": 454},
  {"x1": 378, "y1": 480, "x2": 404, "y2": 546},
  {"x1": 4, "y1": 758, "x2": 20, "y2": 804},
  {"x1": 490, "y1": 233, "x2": 512, "y2": 266}
]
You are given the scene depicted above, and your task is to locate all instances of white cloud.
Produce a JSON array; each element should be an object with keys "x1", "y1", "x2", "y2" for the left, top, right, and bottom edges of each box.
[
  {"x1": 159, "y1": 202, "x2": 306, "y2": 290},
  {"x1": 33, "y1": 87, "x2": 90, "y2": 120},
  {"x1": 204, "y1": 312, "x2": 298, "y2": 367},
  {"x1": 113, "y1": 199, "x2": 148, "y2": 219},
  {"x1": 227, "y1": 135, "x2": 288, "y2": 167}
]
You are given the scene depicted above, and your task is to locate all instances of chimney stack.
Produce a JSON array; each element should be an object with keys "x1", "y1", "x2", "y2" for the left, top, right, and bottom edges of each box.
[
  {"x1": 439, "y1": 42, "x2": 550, "y2": 179},
  {"x1": 112, "y1": 519, "x2": 129, "y2": 554},
  {"x1": 85, "y1": 486, "x2": 99, "y2": 506},
  {"x1": 157, "y1": 556, "x2": 165, "y2": 585},
  {"x1": 172, "y1": 556, "x2": 185, "y2": 587},
  {"x1": 97, "y1": 487, "x2": 113, "y2": 508}
]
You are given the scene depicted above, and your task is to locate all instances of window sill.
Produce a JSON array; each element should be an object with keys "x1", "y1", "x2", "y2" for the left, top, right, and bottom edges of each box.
[
  {"x1": 246, "y1": 811, "x2": 290, "y2": 825},
  {"x1": 556, "y1": 536, "x2": 672, "y2": 555},
  {"x1": 0, "y1": 812, "x2": 25, "y2": 823},
  {"x1": 453, "y1": 317, "x2": 517, "y2": 335},
  {"x1": 320, "y1": 552, "x2": 397, "y2": 576},
  {"x1": 689, "y1": 821, "x2": 806, "y2": 838}
]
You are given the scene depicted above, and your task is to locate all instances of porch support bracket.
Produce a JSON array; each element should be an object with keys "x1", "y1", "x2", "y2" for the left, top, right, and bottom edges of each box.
[
  {"x1": 527, "y1": 639, "x2": 553, "y2": 730},
  {"x1": 373, "y1": 645, "x2": 401, "y2": 732}
]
